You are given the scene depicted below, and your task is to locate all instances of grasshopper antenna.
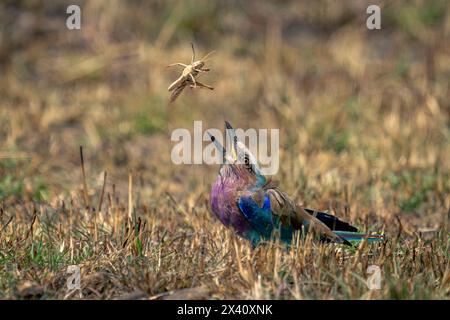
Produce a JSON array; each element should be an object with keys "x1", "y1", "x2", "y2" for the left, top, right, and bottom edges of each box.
[
  {"x1": 190, "y1": 42, "x2": 195, "y2": 64},
  {"x1": 201, "y1": 50, "x2": 216, "y2": 63}
]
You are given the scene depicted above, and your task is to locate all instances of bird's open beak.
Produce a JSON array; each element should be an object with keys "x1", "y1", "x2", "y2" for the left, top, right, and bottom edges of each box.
[
  {"x1": 208, "y1": 132, "x2": 225, "y2": 153},
  {"x1": 223, "y1": 121, "x2": 262, "y2": 175},
  {"x1": 207, "y1": 132, "x2": 228, "y2": 164},
  {"x1": 225, "y1": 121, "x2": 238, "y2": 162},
  {"x1": 207, "y1": 121, "x2": 239, "y2": 164}
]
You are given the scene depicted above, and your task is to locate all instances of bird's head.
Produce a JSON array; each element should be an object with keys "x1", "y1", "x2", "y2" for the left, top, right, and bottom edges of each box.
[{"x1": 208, "y1": 121, "x2": 266, "y2": 187}]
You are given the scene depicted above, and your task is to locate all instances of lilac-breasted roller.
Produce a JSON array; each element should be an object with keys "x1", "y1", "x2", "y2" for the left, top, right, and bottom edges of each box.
[{"x1": 209, "y1": 121, "x2": 384, "y2": 246}]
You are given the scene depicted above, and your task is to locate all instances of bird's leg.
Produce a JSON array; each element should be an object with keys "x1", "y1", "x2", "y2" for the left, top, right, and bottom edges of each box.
[{"x1": 167, "y1": 63, "x2": 188, "y2": 68}]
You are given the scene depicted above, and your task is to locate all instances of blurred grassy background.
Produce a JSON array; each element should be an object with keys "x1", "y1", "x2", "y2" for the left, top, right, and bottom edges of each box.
[
  {"x1": 0, "y1": 0, "x2": 449, "y2": 299},
  {"x1": 1, "y1": 0, "x2": 448, "y2": 219}
]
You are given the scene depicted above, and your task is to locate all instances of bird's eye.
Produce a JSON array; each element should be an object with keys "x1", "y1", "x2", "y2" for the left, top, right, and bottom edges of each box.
[{"x1": 244, "y1": 155, "x2": 252, "y2": 172}]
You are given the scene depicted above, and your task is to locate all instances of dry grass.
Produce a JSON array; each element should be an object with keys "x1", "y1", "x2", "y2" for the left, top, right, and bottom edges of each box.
[{"x1": 0, "y1": 0, "x2": 449, "y2": 299}]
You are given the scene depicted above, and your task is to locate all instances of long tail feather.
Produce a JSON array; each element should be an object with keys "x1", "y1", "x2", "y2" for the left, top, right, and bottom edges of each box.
[
  {"x1": 334, "y1": 231, "x2": 385, "y2": 243},
  {"x1": 304, "y1": 208, "x2": 358, "y2": 232}
]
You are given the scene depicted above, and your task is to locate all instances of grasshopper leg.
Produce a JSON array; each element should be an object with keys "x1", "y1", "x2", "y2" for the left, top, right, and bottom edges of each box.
[
  {"x1": 193, "y1": 68, "x2": 210, "y2": 73},
  {"x1": 168, "y1": 75, "x2": 184, "y2": 91},
  {"x1": 189, "y1": 73, "x2": 197, "y2": 88},
  {"x1": 167, "y1": 63, "x2": 187, "y2": 68},
  {"x1": 190, "y1": 81, "x2": 214, "y2": 90}
]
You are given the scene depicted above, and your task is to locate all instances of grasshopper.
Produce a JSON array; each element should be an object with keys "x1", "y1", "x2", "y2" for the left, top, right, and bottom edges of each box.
[
  {"x1": 167, "y1": 43, "x2": 214, "y2": 102},
  {"x1": 169, "y1": 76, "x2": 214, "y2": 103}
]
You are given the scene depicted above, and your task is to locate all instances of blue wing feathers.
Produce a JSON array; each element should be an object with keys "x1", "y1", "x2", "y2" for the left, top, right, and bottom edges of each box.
[
  {"x1": 238, "y1": 194, "x2": 383, "y2": 246},
  {"x1": 238, "y1": 195, "x2": 294, "y2": 243},
  {"x1": 238, "y1": 195, "x2": 274, "y2": 238}
]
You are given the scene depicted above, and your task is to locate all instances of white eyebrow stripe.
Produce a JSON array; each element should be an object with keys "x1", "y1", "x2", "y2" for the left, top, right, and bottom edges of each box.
[{"x1": 235, "y1": 141, "x2": 261, "y2": 171}]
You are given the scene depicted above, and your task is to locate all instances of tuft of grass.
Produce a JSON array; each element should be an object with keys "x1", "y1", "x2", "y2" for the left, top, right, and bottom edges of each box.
[
  {"x1": 0, "y1": 174, "x2": 24, "y2": 199},
  {"x1": 383, "y1": 169, "x2": 448, "y2": 213}
]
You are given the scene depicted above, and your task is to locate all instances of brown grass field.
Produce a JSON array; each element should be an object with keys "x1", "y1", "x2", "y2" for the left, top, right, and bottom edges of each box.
[{"x1": 0, "y1": 0, "x2": 449, "y2": 299}]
